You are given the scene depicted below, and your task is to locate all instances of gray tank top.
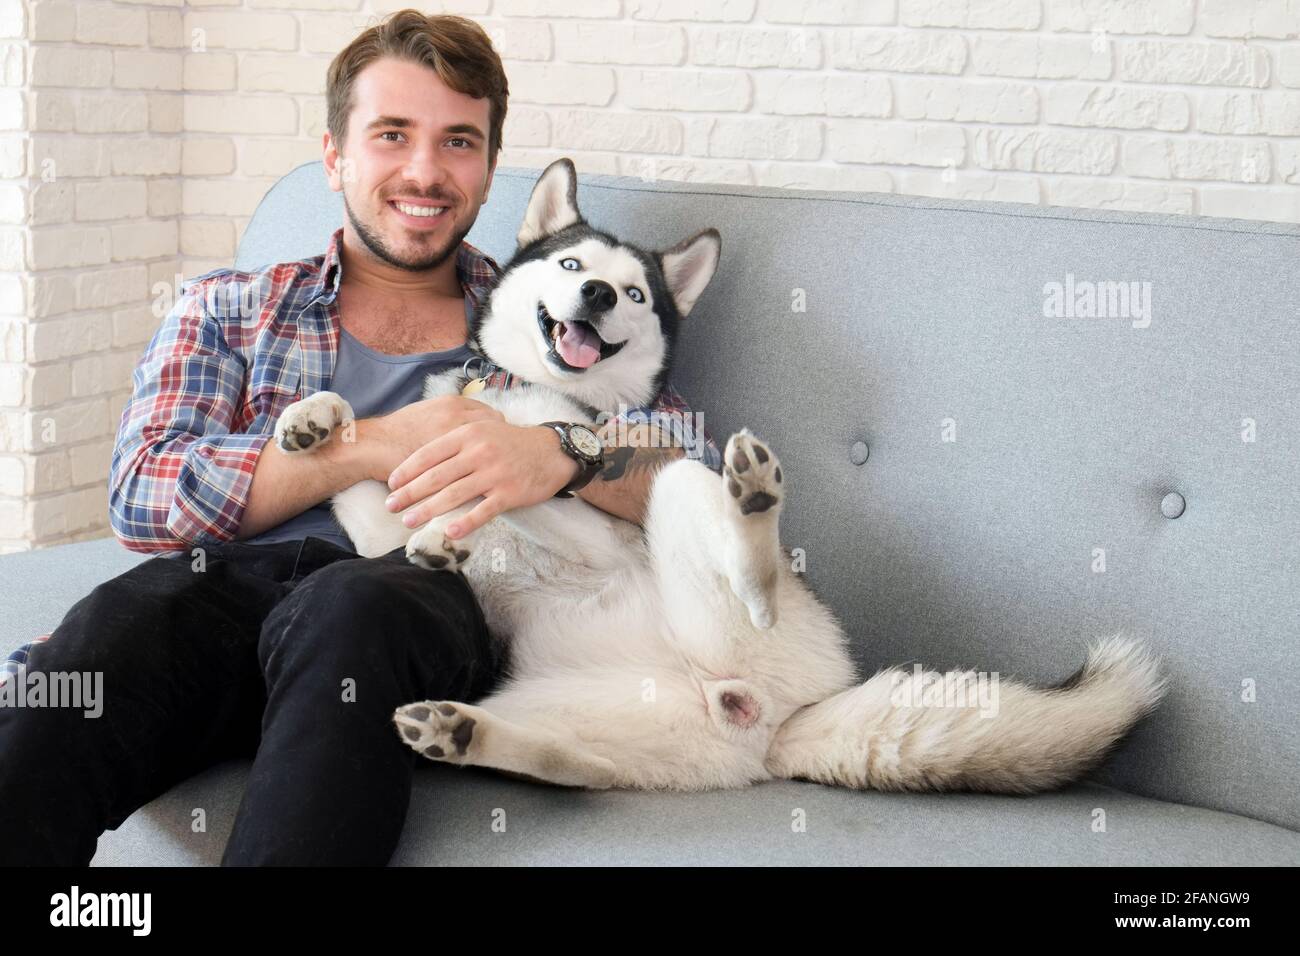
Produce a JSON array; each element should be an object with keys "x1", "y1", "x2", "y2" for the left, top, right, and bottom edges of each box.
[{"x1": 244, "y1": 297, "x2": 477, "y2": 550}]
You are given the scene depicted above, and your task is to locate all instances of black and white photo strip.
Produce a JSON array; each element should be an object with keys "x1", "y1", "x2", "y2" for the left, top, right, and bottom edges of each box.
[{"x1": 0, "y1": 0, "x2": 1293, "y2": 927}]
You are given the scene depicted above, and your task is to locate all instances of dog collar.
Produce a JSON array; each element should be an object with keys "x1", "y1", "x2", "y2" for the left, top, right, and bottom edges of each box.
[{"x1": 461, "y1": 354, "x2": 498, "y2": 395}]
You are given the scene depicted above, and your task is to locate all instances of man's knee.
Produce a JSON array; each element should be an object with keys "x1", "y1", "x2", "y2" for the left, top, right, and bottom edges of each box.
[
  {"x1": 261, "y1": 557, "x2": 489, "y2": 674},
  {"x1": 279, "y1": 556, "x2": 477, "y2": 630}
]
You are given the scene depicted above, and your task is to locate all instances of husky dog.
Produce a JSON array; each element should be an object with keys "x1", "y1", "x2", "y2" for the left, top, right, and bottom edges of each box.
[{"x1": 273, "y1": 158, "x2": 1166, "y2": 793}]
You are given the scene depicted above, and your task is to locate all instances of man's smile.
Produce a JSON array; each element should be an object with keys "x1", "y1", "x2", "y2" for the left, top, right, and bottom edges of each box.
[{"x1": 387, "y1": 197, "x2": 452, "y2": 229}]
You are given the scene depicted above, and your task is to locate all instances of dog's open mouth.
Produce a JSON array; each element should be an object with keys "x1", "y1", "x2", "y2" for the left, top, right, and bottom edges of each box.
[{"x1": 537, "y1": 301, "x2": 625, "y2": 371}]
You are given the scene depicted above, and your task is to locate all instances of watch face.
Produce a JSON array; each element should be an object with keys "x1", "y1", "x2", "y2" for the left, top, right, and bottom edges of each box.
[{"x1": 569, "y1": 425, "x2": 602, "y2": 458}]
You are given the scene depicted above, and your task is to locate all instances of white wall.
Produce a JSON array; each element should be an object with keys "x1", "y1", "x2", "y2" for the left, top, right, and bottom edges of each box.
[{"x1": 2, "y1": 0, "x2": 1298, "y2": 550}]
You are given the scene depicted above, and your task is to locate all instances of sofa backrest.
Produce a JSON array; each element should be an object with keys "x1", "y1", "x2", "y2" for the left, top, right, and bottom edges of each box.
[{"x1": 239, "y1": 162, "x2": 1300, "y2": 832}]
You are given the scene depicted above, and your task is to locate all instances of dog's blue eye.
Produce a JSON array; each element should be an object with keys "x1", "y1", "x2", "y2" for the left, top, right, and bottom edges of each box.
[
  {"x1": 627, "y1": 287, "x2": 644, "y2": 303},
  {"x1": 560, "y1": 258, "x2": 581, "y2": 270}
]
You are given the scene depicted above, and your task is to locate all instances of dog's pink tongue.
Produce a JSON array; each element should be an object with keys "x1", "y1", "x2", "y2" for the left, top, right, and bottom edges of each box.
[{"x1": 555, "y1": 321, "x2": 601, "y2": 368}]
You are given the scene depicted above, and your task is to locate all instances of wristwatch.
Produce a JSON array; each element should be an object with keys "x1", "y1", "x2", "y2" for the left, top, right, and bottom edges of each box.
[{"x1": 539, "y1": 421, "x2": 604, "y2": 498}]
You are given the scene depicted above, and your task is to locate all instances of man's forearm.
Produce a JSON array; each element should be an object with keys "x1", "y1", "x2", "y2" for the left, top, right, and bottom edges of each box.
[
  {"x1": 576, "y1": 423, "x2": 684, "y2": 526},
  {"x1": 236, "y1": 418, "x2": 380, "y2": 539}
]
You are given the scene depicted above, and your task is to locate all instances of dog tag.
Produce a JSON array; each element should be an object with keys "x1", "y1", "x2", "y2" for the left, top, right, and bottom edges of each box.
[{"x1": 461, "y1": 376, "x2": 487, "y2": 396}]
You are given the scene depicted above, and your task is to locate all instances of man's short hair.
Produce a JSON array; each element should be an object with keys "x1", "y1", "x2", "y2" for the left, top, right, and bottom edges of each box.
[{"x1": 326, "y1": 9, "x2": 509, "y2": 166}]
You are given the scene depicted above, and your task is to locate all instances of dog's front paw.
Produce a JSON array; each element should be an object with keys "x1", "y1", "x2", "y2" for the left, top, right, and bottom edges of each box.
[
  {"x1": 393, "y1": 701, "x2": 477, "y2": 762},
  {"x1": 723, "y1": 429, "x2": 782, "y2": 518},
  {"x1": 274, "y1": 391, "x2": 354, "y2": 453},
  {"x1": 405, "y1": 517, "x2": 473, "y2": 571}
]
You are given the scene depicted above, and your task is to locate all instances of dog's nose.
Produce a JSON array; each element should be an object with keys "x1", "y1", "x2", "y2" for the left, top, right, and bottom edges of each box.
[{"x1": 579, "y1": 279, "x2": 617, "y2": 313}]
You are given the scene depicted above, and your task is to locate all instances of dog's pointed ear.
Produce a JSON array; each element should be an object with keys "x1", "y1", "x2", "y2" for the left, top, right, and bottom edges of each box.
[
  {"x1": 658, "y1": 228, "x2": 720, "y2": 319},
  {"x1": 517, "y1": 158, "x2": 583, "y2": 248}
]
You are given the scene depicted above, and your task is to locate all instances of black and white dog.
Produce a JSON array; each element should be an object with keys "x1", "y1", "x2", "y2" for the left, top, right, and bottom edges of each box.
[{"x1": 274, "y1": 158, "x2": 1165, "y2": 792}]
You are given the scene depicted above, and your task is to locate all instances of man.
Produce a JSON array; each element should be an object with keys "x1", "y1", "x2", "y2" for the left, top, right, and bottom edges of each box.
[{"x1": 0, "y1": 11, "x2": 717, "y2": 866}]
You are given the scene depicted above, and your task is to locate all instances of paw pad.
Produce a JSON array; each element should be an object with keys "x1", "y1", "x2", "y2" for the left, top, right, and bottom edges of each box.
[
  {"x1": 723, "y1": 431, "x2": 783, "y2": 518},
  {"x1": 392, "y1": 701, "x2": 478, "y2": 761}
]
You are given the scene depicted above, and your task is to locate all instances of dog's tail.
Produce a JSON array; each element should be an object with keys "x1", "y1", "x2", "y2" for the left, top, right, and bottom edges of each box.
[{"x1": 764, "y1": 634, "x2": 1166, "y2": 794}]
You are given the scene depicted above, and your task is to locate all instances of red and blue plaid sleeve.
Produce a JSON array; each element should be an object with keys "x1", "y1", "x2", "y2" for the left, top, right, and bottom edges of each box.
[
  {"x1": 604, "y1": 382, "x2": 723, "y2": 473},
  {"x1": 108, "y1": 285, "x2": 272, "y2": 553}
]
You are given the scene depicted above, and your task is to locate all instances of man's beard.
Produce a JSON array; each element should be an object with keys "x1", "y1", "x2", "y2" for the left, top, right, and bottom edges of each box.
[{"x1": 343, "y1": 190, "x2": 471, "y2": 273}]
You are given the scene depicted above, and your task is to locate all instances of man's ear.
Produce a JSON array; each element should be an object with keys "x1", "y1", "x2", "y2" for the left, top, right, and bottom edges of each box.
[
  {"x1": 323, "y1": 132, "x2": 345, "y2": 192},
  {"x1": 517, "y1": 157, "x2": 582, "y2": 248},
  {"x1": 658, "y1": 228, "x2": 721, "y2": 319}
]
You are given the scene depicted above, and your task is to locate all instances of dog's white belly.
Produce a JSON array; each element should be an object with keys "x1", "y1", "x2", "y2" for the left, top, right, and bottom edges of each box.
[{"x1": 461, "y1": 518, "x2": 686, "y2": 677}]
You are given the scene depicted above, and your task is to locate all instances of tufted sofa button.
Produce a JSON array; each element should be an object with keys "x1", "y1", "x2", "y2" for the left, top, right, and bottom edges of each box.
[
  {"x1": 1161, "y1": 492, "x2": 1186, "y2": 519},
  {"x1": 850, "y1": 440, "x2": 869, "y2": 465}
]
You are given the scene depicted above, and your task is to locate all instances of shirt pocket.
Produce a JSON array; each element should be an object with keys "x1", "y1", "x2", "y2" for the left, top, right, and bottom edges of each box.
[{"x1": 240, "y1": 366, "x2": 301, "y2": 434}]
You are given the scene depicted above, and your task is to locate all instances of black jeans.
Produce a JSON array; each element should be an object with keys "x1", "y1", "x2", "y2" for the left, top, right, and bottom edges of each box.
[{"x1": 0, "y1": 536, "x2": 504, "y2": 866}]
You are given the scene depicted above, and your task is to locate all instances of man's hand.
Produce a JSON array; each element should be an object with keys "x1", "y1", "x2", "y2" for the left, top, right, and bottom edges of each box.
[
  {"x1": 238, "y1": 394, "x2": 504, "y2": 540},
  {"x1": 383, "y1": 419, "x2": 579, "y2": 539},
  {"x1": 365, "y1": 395, "x2": 509, "y2": 483}
]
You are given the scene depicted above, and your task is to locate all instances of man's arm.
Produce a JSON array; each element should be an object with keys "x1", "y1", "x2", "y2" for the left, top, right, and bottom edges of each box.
[
  {"x1": 575, "y1": 423, "x2": 682, "y2": 526},
  {"x1": 382, "y1": 382, "x2": 722, "y2": 537},
  {"x1": 110, "y1": 285, "x2": 275, "y2": 553},
  {"x1": 577, "y1": 380, "x2": 722, "y2": 523},
  {"x1": 238, "y1": 399, "x2": 506, "y2": 539},
  {"x1": 235, "y1": 419, "x2": 379, "y2": 539}
]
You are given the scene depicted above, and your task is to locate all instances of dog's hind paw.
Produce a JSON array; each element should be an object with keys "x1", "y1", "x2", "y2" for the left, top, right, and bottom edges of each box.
[
  {"x1": 723, "y1": 429, "x2": 782, "y2": 518},
  {"x1": 721, "y1": 429, "x2": 783, "y2": 629},
  {"x1": 393, "y1": 701, "x2": 477, "y2": 762}
]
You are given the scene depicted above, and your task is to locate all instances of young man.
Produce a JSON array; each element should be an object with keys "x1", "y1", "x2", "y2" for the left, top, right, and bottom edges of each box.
[{"x1": 0, "y1": 11, "x2": 717, "y2": 866}]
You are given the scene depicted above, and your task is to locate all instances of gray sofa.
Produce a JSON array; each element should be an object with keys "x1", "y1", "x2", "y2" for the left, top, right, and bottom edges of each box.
[{"x1": 4, "y1": 162, "x2": 1298, "y2": 865}]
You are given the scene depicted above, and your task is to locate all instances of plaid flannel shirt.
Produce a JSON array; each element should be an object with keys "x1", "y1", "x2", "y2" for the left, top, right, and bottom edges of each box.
[{"x1": 108, "y1": 226, "x2": 721, "y2": 556}]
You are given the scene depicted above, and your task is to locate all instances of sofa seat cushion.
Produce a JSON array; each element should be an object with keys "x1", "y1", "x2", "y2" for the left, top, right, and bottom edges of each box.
[
  {"x1": 7, "y1": 538, "x2": 1297, "y2": 867},
  {"x1": 89, "y1": 760, "x2": 1300, "y2": 867}
]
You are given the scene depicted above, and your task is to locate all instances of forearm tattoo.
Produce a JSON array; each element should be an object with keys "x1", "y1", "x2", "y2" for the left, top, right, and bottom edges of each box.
[{"x1": 598, "y1": 443, "x2": 684, "y2": 482}]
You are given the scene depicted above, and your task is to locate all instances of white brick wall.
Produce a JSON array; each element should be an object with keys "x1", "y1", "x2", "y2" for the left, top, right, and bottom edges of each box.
[
  {"x1": 2, "y1": 0, "x2": 1299, "y2": 551},
  {"x1": 2, "y1": 0, "x2": 187, "y2": 552}
]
